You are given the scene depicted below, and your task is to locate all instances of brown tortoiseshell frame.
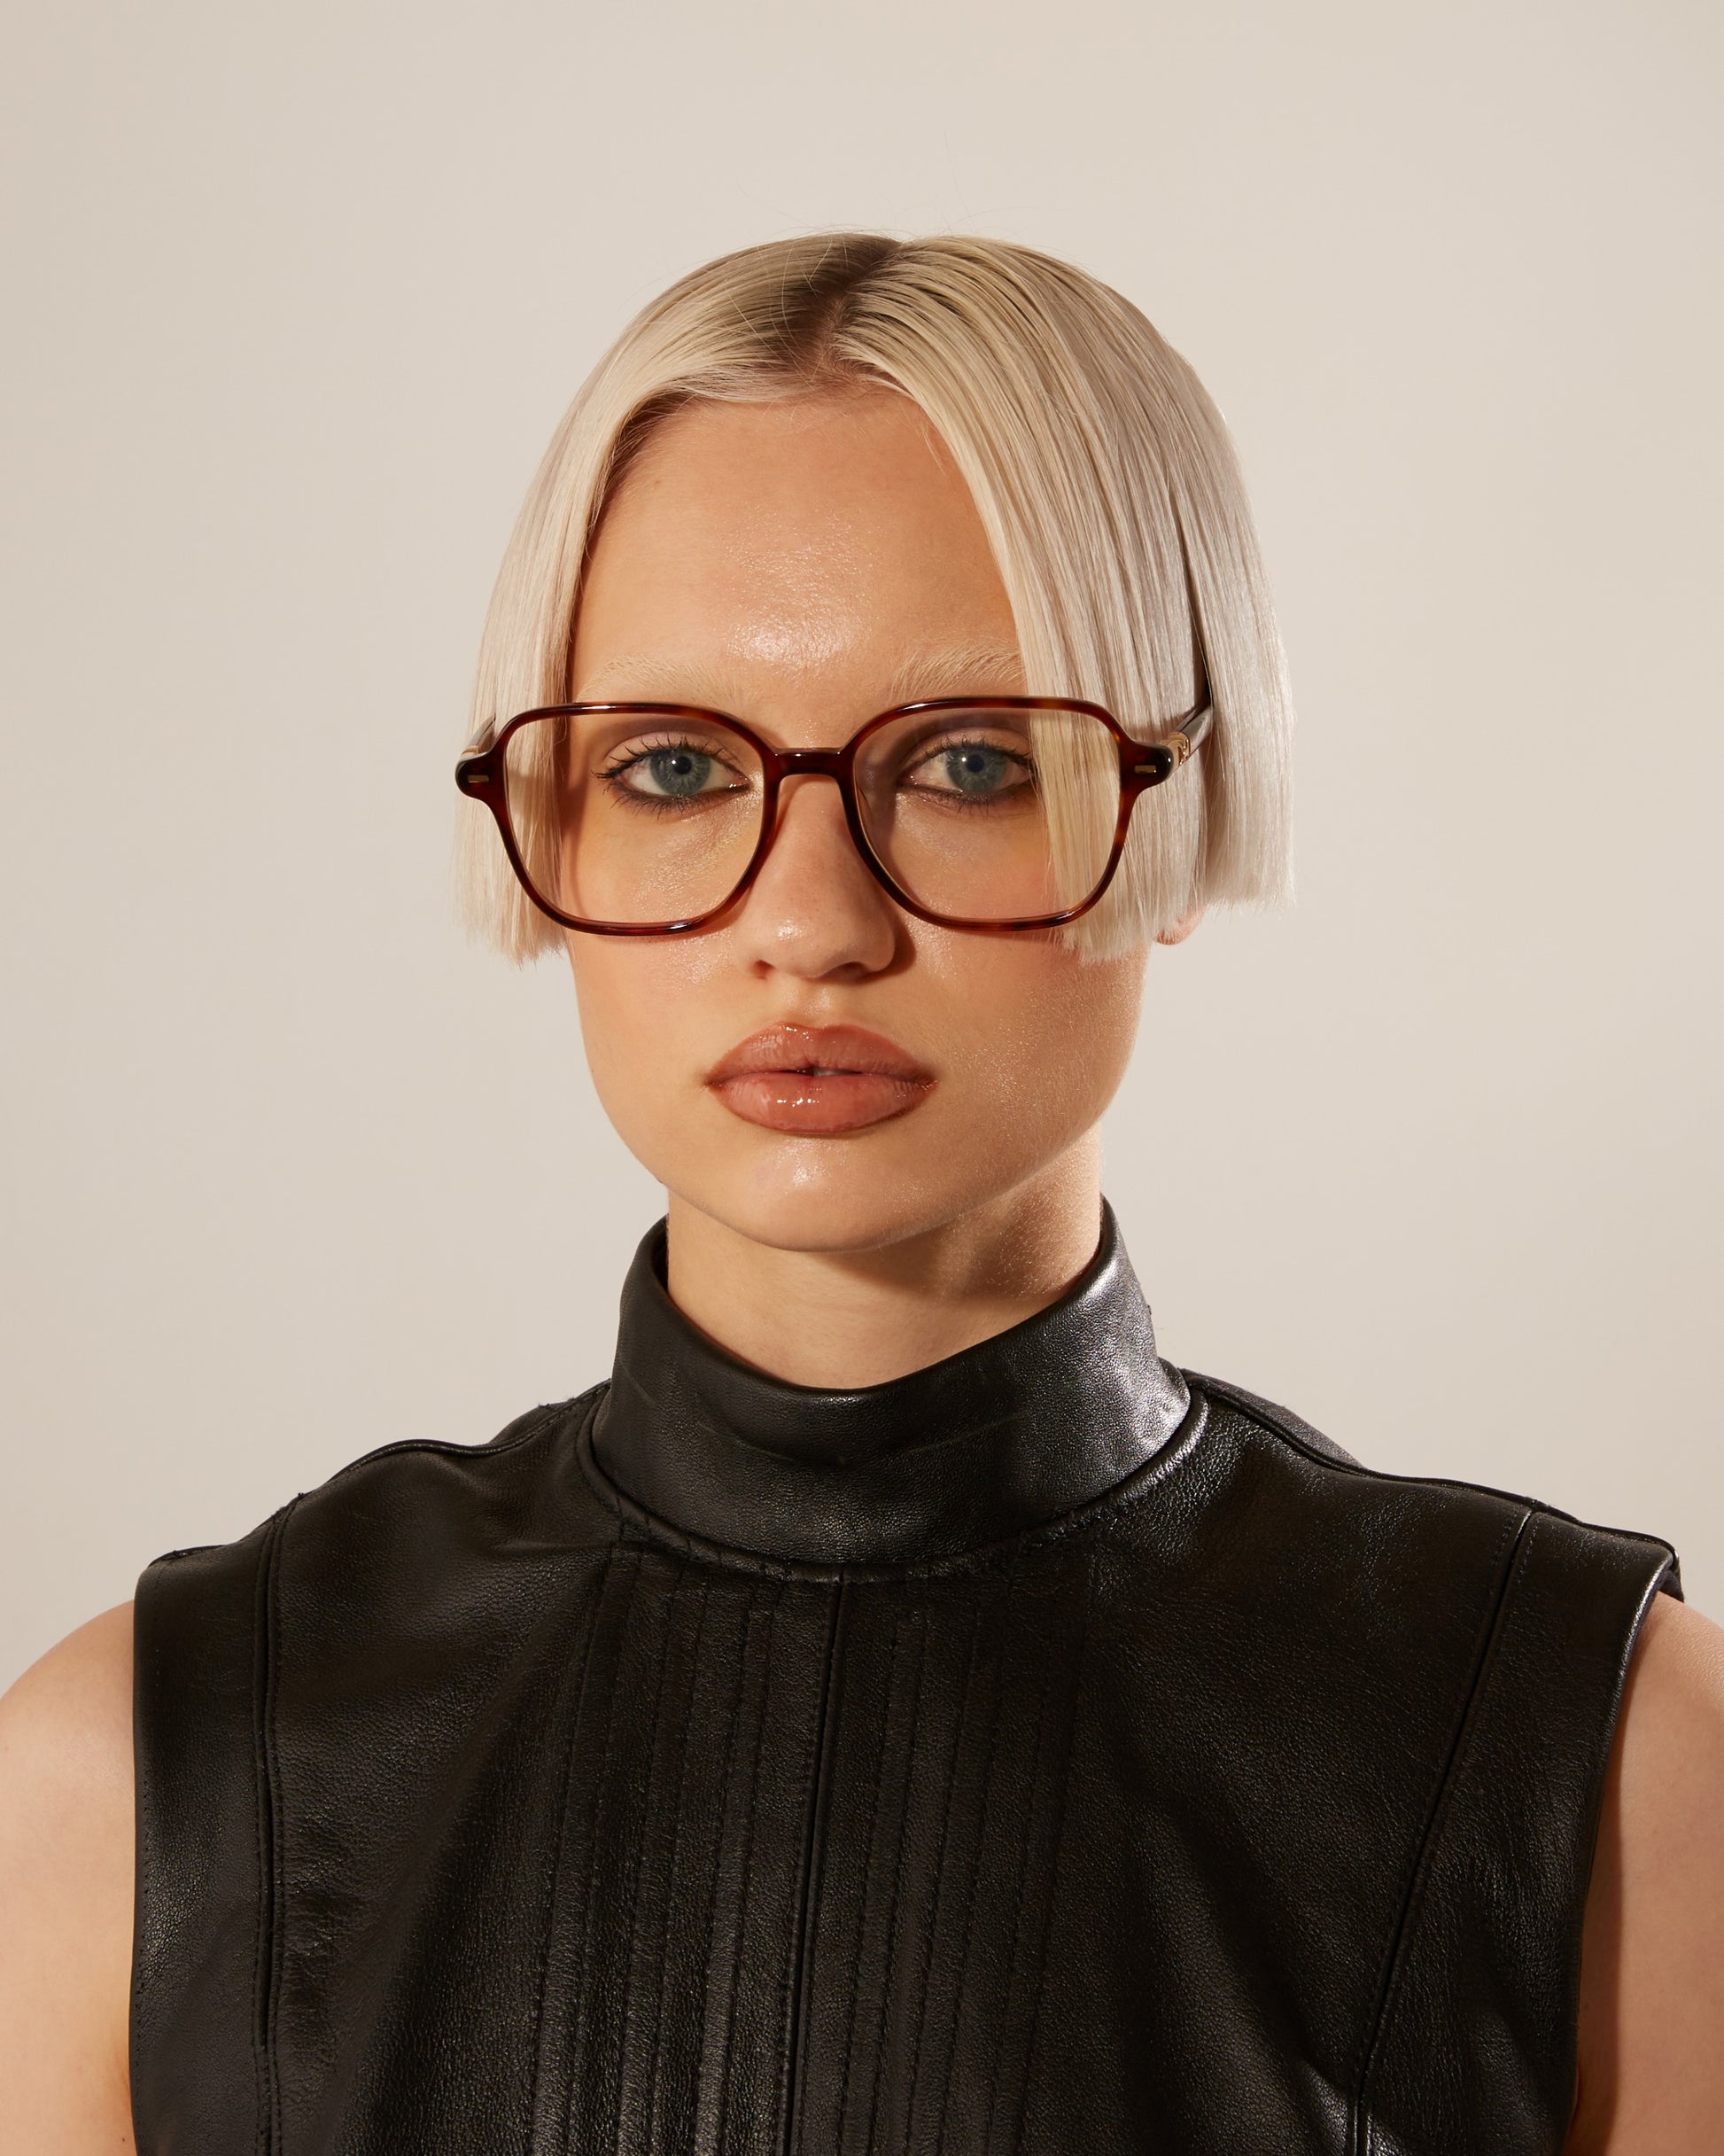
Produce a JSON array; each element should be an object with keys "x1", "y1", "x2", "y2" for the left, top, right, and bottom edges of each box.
[{"x1": 454, "y1": 692, "x2": 1214, "y2": 936}]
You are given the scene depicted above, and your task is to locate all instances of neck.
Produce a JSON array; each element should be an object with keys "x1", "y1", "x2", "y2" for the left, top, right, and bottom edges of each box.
[{"x1": 662, "y1": 1137, "x2": 1105, "y2": 1389}]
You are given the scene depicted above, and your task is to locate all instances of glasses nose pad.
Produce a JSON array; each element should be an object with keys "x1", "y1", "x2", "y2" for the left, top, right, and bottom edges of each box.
[
  {"x1": 752, "y1": 769, "x2": 890, "y2": 902},
  {"x1": 766, "y1": 767, "x2": 855, "y2": 848}
]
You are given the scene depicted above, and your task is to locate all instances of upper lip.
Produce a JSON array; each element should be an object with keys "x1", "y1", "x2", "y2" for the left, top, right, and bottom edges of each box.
[{"x1": 705, "y1": 1023, "x2": 933, "y2": 1085}]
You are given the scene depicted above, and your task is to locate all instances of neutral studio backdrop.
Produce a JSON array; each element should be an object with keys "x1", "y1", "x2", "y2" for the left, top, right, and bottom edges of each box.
[{"x1": 2, "y1": 0, "x2": 1719, "y2": 1689}]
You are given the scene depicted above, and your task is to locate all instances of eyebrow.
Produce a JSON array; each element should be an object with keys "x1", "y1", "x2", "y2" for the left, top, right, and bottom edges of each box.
[
  {"x1": 881, "y1": 643, "x2": 1027, "y2": 705},
  {"x1": 571, "y1": 655, "x2": 757, "y2": 710},
  {"x1": 571, "y1": 643, "x2": 1028, "y2": 714}
]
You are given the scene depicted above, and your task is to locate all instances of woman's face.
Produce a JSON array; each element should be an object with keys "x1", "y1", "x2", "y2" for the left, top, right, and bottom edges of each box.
[{"x1": 565, "y1": 388, "x2": 1153, "y2": 1256}]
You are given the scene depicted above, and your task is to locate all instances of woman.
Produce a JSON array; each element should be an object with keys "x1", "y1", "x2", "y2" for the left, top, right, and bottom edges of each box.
[{"x1": 2, "y1": 235, "x2": 1720, "y2": 2154}]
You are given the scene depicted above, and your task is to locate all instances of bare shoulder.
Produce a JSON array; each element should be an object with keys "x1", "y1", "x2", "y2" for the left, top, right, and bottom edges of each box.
[
  {"x1": 0, "y1": 1603, "x2": 135, "y2": 1842},
  {"x1": 1569, "y1": 1593, "x2": 1724, "y2": 2155},
  {"x1": 1623, "y1": 1589, "x2": 1724, "y2": 1707},
  {"x1": 1605, "y1": 1594, "x2": 1724, "y2": 1858},
  {"x1": 1, "y1": 1599, "x2": 134, "y2": 1750},
  {"x1": 0, "y1": 1604, "x2": 137, "y2": 2152}
]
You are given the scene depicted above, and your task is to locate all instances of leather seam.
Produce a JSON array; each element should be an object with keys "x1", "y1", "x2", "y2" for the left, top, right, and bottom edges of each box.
[
  {"x1": 1196, "y1": 1374, "x2": 1681, "y2": 1578},
  {"x1": 267, "y1": 1500, "x2": 297, "y2": 2156},
  {"x1": 247, "y1": 1517, "x2": 275, "y2": 2156},
  {"x1": 560, "y1": 1548, "x2": 647, "y2": 2149},
  {"x1": 249, "y1": 1498, "x2": 296, "y2": 2156},
  {"x1": 935, "y1": 1560, "x2": 1021, "y2": 2152},
  {"x1": 319, "y1": 1395, "x2": 591, "y2": 1485},
  {"x1": 831, "y1": 1599, "x2": 904, "y2": 2144},
  {"x1": 641, "y1": 1571, "x2": 713, "y2": 2148},
  {"x1": 1011, "y1": 1544, "x2": 1094, "y2": 2156},
  {"x1": 785, "y1": 1579, "x2": 848, "y2": 2155},
  {"x1": 688, "y1": 1576, "x2": 766, "y2": 2152},
  {"x1": 861, "y1": 1607, "x2": 933, "y2": 2156},
  {"x1": 573, "y1": 1387, "x2": 1210, "y2": 1582},
  {"x1": 525, "y1": 1541, "x2": 617, "y2": 2144},
  {"x1": 1561, "y1": 1553, "x2": 1675, "y2": 2137},
  {"x1": 984, "y1": 1569, "x2": 1064, "y2": 2152},
  {"x1": 710, "y1": 1576, "x2": 789, "y2": 2150},
  {"x1": 613, "y1": 1554, "x2": 687, "y2": 2138},
  {"x1": 1350, "y1": 1505, "x2": 1539, "y2": 2155},
  {"x1": 609, "y1": 1357, "x2": 1135, "y2": 1469},
  {"x1": 899, "y1": 1589, "x2": 989, "y2": 2140}
]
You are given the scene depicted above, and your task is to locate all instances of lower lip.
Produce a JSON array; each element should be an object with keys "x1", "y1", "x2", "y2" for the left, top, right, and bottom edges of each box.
[{"x1": 708, "y1": 1070, "x2": 933, "y2": 1135}]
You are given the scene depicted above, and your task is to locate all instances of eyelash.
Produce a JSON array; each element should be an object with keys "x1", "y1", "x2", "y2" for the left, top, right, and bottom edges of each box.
[
  {"x1": 901, "y1": 738, "x2": 1035, "y2": 785},
  {"x1": 591, "y1": 729, "x2": 1034, "y2": 813},
  {"x1": 597, "y1": 735, "x2": 749, "y2": 798}
]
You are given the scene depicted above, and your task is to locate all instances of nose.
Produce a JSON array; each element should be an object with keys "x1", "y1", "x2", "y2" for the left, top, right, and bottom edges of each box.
[{"x1": 728, "y1": 770, "x2": 902, "y2": 979}]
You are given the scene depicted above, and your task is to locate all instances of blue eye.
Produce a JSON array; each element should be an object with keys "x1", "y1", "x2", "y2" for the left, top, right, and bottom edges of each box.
[
  {"x1": 905, "y1": 737, "x2": 1032, "y2": 800},
  {"x1": 940, "y1": 744, "x2": 1012, "y2": 794},
  {"x1": 602, "y1": 736, "x2": 747, "y2": 808},
  {"x1": 640, "y1": 748, "x2": 715, "y2": 798}
]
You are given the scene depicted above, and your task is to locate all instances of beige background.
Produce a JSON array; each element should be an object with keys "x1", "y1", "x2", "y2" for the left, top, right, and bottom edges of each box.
[{"x1": 2, "y1": 0, "x2": 1719, "y2": 1692}]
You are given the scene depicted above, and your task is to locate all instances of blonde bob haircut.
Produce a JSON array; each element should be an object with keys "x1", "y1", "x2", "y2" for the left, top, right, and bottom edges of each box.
[{"x1": 461, "y1": 232, "x2": 1292, "y2": 961}]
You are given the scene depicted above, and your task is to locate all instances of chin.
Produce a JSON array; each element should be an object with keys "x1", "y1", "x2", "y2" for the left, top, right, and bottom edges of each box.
[{"x1": 674, "y1": 1135, "x2": 1010, "y2": 1257}]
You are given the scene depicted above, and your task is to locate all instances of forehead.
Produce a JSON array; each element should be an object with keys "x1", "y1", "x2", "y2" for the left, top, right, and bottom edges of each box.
[{"x1": 571, "y1": 391, "x2": 1022, "y2": 724}]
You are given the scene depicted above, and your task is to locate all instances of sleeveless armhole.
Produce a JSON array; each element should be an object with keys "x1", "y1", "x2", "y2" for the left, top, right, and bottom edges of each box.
[
  {"x1": 128, "y1": 1402, "x2": 594, "y2": 2152},
  {"x1": 131, "y1": 1508, "x2": 290, "y2": 2152},
  {"x1": 1189, "y1": 1371, "x2": 1681, "y2": 2155},
  {"x1": 1355, "y1": 1508, "x2": 1677, "y2": 2154}
]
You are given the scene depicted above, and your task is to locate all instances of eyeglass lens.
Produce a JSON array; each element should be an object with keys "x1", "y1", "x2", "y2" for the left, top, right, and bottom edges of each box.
[{"x1": 499, "y1": 705, "x2": 1122, "y2": 928}]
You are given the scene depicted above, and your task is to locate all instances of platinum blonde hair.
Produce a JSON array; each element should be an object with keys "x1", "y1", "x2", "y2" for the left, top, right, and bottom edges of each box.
[{"x1": 461, "y1": 233, "x2": 1292, "y2": 960}]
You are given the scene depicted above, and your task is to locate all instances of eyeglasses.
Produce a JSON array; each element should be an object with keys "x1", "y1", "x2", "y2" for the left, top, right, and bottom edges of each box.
[{"x1": 455, "y1": 688, "x2": 1211, "y2": 936}]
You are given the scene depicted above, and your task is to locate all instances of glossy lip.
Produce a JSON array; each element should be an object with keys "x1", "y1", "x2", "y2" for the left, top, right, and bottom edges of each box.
[{"x1": 704, "y1": 1023, "x2": 936, "y2": 1136}]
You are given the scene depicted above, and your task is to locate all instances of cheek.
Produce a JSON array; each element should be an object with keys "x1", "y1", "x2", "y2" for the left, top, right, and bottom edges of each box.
[
  {"x1": 563, "y1": 923, "x2": 1146, "y2": 1241},
  {"x1": 913, "y1": 936, "x2": 1146, "y2": 1151},
  {"x1": 563, "y1": 939, "x2": 700, "y2": 1137}
]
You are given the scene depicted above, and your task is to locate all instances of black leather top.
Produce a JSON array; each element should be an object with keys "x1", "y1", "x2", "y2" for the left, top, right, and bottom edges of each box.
[
  {"x1": 592, "y1": 1205, "x2": 1192, "y2": 1567},
  {"x1": 131, "y1": 1203, "x2": 1680, "y2": 2154}
]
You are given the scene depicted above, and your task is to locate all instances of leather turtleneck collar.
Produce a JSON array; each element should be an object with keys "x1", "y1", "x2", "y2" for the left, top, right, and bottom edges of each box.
[{"x1": 586, "y1": 1200, "x2": 1192, "y2": 1568}]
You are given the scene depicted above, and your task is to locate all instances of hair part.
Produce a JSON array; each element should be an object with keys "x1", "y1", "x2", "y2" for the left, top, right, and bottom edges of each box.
[{"x1": 461, "y1": 232, "x2": 1293, "y2": 961}]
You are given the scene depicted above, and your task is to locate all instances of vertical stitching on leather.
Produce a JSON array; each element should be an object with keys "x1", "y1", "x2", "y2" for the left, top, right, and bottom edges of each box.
[
  {"x1": 1349, "y1": 1507, "x2": 1538, "y2": 2156},
  {"x1": 561, "y1": 1545, "x2": 646, "y2": 2149},
  {"x1": 643, "y1": 1571, "x2": 713, "y2": 2151},
  {"x1": 248, "y1": 1510, "x2": 284, "y2": 2156},
  {"x1": 983, "y1": 1561, "x2": 1062, "y2": 2156},
  {"x1": 1010, "y1": 1542, "x2": 1093, "y2": 2156},
  {"x1": 861, "y1": 1600, "x2": 931, "y2": 2156},
  {"x1": 899, "y1": 1591, "x2": 985, "y2": 2137},
  {"x1": 253, "y1": 1498, "x2": 298, "y2": 2156},
  {"x1": 524, "y1": 1541, "x2": 616, "y2": 2148},
  {"x1": 248, "y1": 1531, "x2": 268, "y2": 2155},
  {"x1": 785, "y1": 1579, "x2": 849, "y2": 2156},
  {"x1": 611, "y1": 1552, "x2": 688, "y2": 2139},
  {"x1": 710, "y1": 1575, "x2": 788, "y2": 2155},
  {"x1": 935, "y1": 1556, "x2": 1021, "y2": 2153},
  {"x1": 267, "y1": 1511, "x2": 286, "y2": 2155},
  {"x1": 689, "y1": 1575, "x2": 765, "y2": 2156},
  {"x1": 833, "y1": 1598, "x2": 904, "y2": 2144}
]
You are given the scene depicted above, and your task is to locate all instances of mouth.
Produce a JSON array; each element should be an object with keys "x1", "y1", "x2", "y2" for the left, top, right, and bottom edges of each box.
[{"x1": 704, "y1": 1023, "x2": 936, "y2": 1136}]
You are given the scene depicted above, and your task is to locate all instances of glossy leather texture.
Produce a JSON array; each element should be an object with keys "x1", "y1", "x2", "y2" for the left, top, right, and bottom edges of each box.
[
  {"x1": 131, "y1": 1203, "x2": 1680, "y2": 2154},
  {"x1": 592, "y1": 1202, "x2": 1192, "y2": 1568}
]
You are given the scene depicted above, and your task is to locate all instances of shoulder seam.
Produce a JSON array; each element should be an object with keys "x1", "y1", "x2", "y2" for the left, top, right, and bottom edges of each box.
[
  {"x1": 286, "y1": 1390, "x2": 605, "y2": 1506},
  {"x1": 1188, "y1": 1371, "x2": 1367, "y2": 1475},
  {"x1": 1192, "y1": 1374, "x2": 1679, "y2": 1572},
  {"x1": 136, "y1": 1394, "x2": 607, "y2": 1574},
  {"x1": 1351, "y1": 1503, "x2": 1539, "y2": 2153},
  {"x1": 144, "y1": 1503, "x2": 296, "y2": 1570}
]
